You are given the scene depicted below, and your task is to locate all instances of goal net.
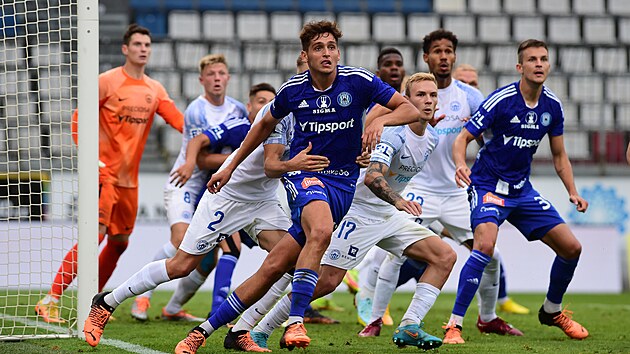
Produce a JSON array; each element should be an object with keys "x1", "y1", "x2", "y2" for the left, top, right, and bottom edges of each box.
[{"x1": 0, "y1": 0, "x2": 79, "y2": 339}]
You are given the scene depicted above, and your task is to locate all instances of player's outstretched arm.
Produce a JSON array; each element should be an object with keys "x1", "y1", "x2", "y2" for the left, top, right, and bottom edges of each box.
[
  {"x1": 196, "y1": 151, "x2": 230, "y2": 171},
  {"x1": 170, "y1": 134, "x2": 210, "y2": 187},
  {"x1": 363, "y1": 92, "x2": 420, "y2": 151},
  {"x1": 264, "y1": 142, "x2": 329, "y2": 178},
  {"x1": 364, "y1": 161, "x2": 422, "y2": 216},
  {"x1": 452, "y1": 129, "x2": 476, "y2": 188},
  {"x1": 549, "y1": 134, "x2": 588, "y2": 213},
  {"x1": 207, "y1": 111, "x2": 279, "y2": 193}
]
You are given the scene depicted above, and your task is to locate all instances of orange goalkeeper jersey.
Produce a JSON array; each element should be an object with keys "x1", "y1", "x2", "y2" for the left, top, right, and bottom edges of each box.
[{"x1": 73, "y1": 67, "x2": 184, "y2": 188}]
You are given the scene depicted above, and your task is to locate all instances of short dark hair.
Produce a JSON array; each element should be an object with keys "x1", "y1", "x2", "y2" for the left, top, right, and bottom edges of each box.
[
  {"x1": 377, "y1": 47, "x2": 403, "y2": 68},
  {"x1": 422, "y1": 29, "x2": 458, "y2": 54},
  {"x1": 517, "y1": 39, "x2": 548, "y2": 63},
  {"x1": 249, "y1": 83, "x2": 276, "y2": 98},
  {"x1": 299, "y1": 21, "x2": 343, "y2": 51},
  {"x1": 123, "y1": 24, "x2": 151, "y2": 45}
]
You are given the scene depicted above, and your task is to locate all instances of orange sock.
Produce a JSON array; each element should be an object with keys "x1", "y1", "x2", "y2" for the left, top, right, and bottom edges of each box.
[
  {"x1": 98, "y1": 238, "x2": 128, "y2": 291},
  {"x1": 49, "y1": 233, "x2": 106, "y2": 298}
]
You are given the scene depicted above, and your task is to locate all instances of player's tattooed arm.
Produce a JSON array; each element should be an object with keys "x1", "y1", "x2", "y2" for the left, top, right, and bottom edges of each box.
[
  {"x1": 365, "y1": 162, "x2": 401, "y2": 205},
  {"x1": 364, "y1": 162, "x2": 422, "y2": 216}
]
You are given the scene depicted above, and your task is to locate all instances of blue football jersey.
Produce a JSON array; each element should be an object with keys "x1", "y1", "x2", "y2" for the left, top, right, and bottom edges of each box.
[
  {"x1": 465, "y1": 82, "x2": 564, "y2": 196},
  {"x1": 270, "y1": 65, "x2": 396, "y2": 191}
]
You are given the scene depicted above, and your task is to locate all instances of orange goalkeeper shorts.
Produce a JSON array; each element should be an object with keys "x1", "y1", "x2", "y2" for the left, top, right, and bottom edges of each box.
[{"x1": 99, "y1": 182, "x2": 138, "y2": 235}]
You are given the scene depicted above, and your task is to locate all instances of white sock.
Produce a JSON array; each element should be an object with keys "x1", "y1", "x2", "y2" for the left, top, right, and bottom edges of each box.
[
  {"x1": 543, "y1": 298, "x2": 562, "y2": 314},
  {"x1": 164, "y1": 269, "x2": 207, "y2": 314},
  {"x1": 233, "y1": 273, "x2": 293, "y2": 332},
  {"x1": 401, "y1": 282, "x2": 440, "y2": 326},
  {"x1": 448, "y1": 314, "x2": 464, "y2": 327},
  {"x1": 139, "y1": 242, "x2": 177, "y2": 299},
  {"x1": 358, "y1": 247, "x2": 387, "y2": 298},
  {"x1": 106, "y1": 259, "x2": 170, "y2": 308},
  {"x1": 253, "y1": 295, "x2": 291, "y2": 336},
  {"x1": 370, "y1": 254, "x2": 403, "y2": 322},
  {"x1": 478, "y1": 248, "x2": 500, "y2": 323},
  {"x1": 199, "y1": 319, "x2": 217, "y2": 336}
]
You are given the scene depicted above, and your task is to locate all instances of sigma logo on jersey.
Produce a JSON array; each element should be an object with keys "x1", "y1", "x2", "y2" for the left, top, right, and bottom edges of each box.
[
  {"x1": 337, "y1": 92, "x2": 352, "y2": 107},
  {"x1": 313, "y1": 95, "x2": 336, "y2": 114},
  {"x1": 521, "y1": 111, "x2": 539, "y2": 129},
  {"x1": 299, "y1": 118, "x2": 355, "y2": 134},
  {"x1": 482, "y1": 192, "x2": 505, "y2": 206},
  {"x1": 301, "y1": 177, "x2": 324, "y2": 189},
  {"x1": 503, "y1": 135, "x2": 541, "y2": 149}
]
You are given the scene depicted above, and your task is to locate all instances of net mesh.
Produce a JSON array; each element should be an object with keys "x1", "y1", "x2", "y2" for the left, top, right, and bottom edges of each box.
[{"x1": 0, "y1": 0, "x2": 78, "y2": 339}]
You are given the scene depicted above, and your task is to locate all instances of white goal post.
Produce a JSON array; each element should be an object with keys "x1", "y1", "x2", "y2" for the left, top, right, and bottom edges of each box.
[{"x1": 0, "y1": 0, "x2": 98, "y2": 340}]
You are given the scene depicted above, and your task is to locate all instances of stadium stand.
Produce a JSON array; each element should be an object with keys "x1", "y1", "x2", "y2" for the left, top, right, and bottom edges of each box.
[{"x1": 1, "y1": 0, "x2": 628, "y2": 174}]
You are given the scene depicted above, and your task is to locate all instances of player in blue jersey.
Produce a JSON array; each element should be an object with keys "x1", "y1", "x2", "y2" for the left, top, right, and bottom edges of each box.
[
  {"x1": 444, "y1": 39, "x2": 589, "y2": 343},
  {"x1": 248, "y1": 73, "x2": 454, "y2": 351},
  {"x1": 173, "y1": 21, "x2": 419, "y2": 353}
]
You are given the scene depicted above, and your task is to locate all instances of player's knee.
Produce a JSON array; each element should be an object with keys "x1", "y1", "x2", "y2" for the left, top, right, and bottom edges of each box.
[
  {"x1": 260, "y1": 258, "x2": 289, "y2": 282},
  {"x1": 166, "y1": 255, "x2": 198, "y2": 279},
  {"x1": 562, "y1": 241, "x2": 582, "y2": 260},
  {"x1": 305, "y1": 226, "x2": 333, "y2": 248}
]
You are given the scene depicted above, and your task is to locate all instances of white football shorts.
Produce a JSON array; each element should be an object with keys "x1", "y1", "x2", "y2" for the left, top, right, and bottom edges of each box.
[
  {"x1": 321, "y1": 211, "x2": 437, "y2": 270},
  {"x1": 164, "y1": 184, "x2": 199, "y2": 226},
  {"x1": 179, "y1": 192, "x2": 290, "y2": 255},
  {"x1": 403, "y1": 190, "x2": 473, "y2": 245}
]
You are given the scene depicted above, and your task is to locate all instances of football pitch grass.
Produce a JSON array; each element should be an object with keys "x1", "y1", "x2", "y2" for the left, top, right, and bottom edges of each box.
[{"x1": 2, "y1": 291, "x2": 629, "y2": 353}]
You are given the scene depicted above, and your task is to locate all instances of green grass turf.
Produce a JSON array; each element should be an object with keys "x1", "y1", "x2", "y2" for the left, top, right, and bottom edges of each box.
[{"x1": 1, "y1": 291, "x2": 629, "y2": 353}]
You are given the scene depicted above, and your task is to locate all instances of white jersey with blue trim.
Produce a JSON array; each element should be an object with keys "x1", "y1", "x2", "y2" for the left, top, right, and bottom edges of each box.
[
  {"x1": 270, "y1": 65, "x2": 396, "y2": 192},
  {"x1": 219, "y1": 101, "x2": 294, "y2": 202},
  {"x1": 348, "y1": 125, "x2": 439, "y2": 218},
  {"x1": 410, "y1": 79, "x2": 484, "y2": 196},
  {"x1": 167, "y1": 95, "x2": 247, "y2": 193},
  {"x1": 466, "y1": 81, "x2": 564, "y2": 196}
]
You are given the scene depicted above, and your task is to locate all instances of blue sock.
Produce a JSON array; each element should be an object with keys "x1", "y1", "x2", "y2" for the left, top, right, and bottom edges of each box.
[
  {"x1": 452, "y1": 250, "x2": 491, "y2": 317},
  {"x1": 208, "y1": 292, "x2": 246, "y2": 329},
  {"x1": 547, "y1": 255, "x2": 579, "y2": 304},
  {"x1": 397, "y1": 259, "x2": 427, "y2": 287},
  {"x1": 289, "y1": 268, "x2": 318, "y2": 318},
  {"x1": 498, "y1": 259, "x2": 507, "y2": 299},
  {"x1": 210, "y1": 254, "x2": 238, "y2": 316}
]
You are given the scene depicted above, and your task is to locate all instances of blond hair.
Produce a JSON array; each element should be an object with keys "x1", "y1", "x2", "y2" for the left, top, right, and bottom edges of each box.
[
  {"x1": 199, "y1": 54, "x2": 228, "y2": 74},
  {"x1": 404, "y1": 72, "x2": 437, "y2": 96},
  {"x1": 454, "y1": 63, "x2": 477, "y2": 74}
]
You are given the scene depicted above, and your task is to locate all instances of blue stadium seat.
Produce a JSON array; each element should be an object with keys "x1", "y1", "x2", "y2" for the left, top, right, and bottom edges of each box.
[
  {"x1": 331, "y1": 0, "x2": 363, "y2": 13},
  {"x1": 231, "y1": 0, "x2": 263, "y2": 12},
  {"x1": 134, "y1": 12, "x2": 167, "y2": 38},
  {"x1": 400, "y1": 0, "x2": 432, "y2": 13},
  {"x1": 164, "y1": 0, "x2": 194, "y2": 10},
  {"x1": 297, "y1": 0, "x2": 328, "y2": 12},
  {"x1": 264, "y1": 0, "x2": 296, "y2": 12},
  {"x1": 198, "y1": 0, "x2": 229, "y2": 11},
  {"x1": 365, "y1": 0, "x2": 397, "y2": 13},
  {"x1": 130, "y1": 0, "x2": 163, "y2": 11}
]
